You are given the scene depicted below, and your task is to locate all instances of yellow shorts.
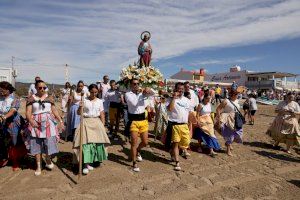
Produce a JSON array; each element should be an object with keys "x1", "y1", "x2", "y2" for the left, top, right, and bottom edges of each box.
[
  {"x1": 171, "y1": 124, "x2": 191, "y2": 149},
  {"x1": 130, "y1": 120, "x2": 149, "y2": 134},
  {"x1": 109, "y1": 107, "x2": 118, "y2": 123}
]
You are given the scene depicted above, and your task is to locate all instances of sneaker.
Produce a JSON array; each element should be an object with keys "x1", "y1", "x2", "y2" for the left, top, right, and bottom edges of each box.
[
  {"x1": 181, "y1": 150, "x2": 190, "y2": 158},
  {"x1": 45, "y1": 162, "x2": 54, "y2": 170},
  {"x1": 87, "y1": 165, "x2": 94, "y2": 171},
  {"x1": 132, "y1": 162, "x2": 140, "y2": 172},
  {"x1": 137, "y1": 153, "x2": 143, "y2": 162},
  {"x1": 83, "y1": 168, "x2": 89, "y2": 175},
  {"x1": 34, "y1": 169, "x2": 42, "y2": 176},
  {"x1": 174, "y1": 162, "x2": 181, "y2": 171},
  {"x1": 133, "y1": 166, "x2": 140, "y2": 172},
  {"x1": 184, "y1": 150, "x2": 191, "y2": 157}
]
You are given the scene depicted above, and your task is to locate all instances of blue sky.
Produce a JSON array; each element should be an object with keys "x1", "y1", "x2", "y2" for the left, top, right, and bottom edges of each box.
[{"x1": 0, "y1": 0, "x2": 299, "y2": 83}]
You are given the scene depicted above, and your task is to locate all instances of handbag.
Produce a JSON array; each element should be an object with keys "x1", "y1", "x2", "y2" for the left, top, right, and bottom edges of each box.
[{"x1": 228, "y1": 99, "x2": 245, "y2": 129}]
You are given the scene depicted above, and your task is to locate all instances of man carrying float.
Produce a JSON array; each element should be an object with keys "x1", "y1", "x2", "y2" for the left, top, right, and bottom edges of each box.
[{"x1": 125, "y1": 78, "x2": 154, "y2": 172}]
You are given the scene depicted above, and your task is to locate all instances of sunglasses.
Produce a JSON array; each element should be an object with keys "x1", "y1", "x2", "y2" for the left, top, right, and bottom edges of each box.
[{"x1": 38, "y1": 87, "x2": 47, "y2": 90}]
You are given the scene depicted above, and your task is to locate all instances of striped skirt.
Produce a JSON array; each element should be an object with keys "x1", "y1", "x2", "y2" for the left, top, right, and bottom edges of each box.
[{"x1": 28, "y1": 112, "x2": 59, "y2": 138}]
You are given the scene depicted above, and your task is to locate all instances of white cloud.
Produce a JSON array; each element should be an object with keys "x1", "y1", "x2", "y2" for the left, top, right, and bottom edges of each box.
[
  {"x1": 190, "y1": 56, "x2": 263, "y2": 66},
  {"x1": 0, "y1": 0, "x2": 299, "y2": 83}
]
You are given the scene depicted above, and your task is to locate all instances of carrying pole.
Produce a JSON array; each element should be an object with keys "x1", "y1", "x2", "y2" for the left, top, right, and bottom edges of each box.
[{"x1": 78, "y1": 92, "x2": 84, "y2": 180}]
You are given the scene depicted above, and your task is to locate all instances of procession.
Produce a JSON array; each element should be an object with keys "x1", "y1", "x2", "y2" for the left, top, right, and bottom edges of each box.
[
  {"x1": 1, "y1": 1, "x2": 300, "y2": 199},
  {"x1": 1, "y1": 31, "x2": 299, "y2": 180}
]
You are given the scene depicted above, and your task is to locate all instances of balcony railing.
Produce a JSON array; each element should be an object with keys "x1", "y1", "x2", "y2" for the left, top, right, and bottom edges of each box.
[
  {"x1": 245, "y1": 80, "x2": 274, "y2": 89},
  {"x1": 246, "y1": 80, "x2": 299, "y2": 90}
]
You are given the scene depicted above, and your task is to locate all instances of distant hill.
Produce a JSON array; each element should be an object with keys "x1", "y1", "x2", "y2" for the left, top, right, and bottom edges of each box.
[{"x1": 15, "y1": 82, "x2": 64, "y2": 97}]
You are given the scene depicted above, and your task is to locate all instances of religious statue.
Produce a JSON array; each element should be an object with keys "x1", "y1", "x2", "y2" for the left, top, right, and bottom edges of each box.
[{"x1": 138, "y1": 31, "x2": 152, "y2": 67}]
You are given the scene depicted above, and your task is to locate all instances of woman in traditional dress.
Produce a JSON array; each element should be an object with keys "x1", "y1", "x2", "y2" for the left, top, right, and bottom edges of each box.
[
  {"x1": 216, "y1": 89, "x2": 243, "y2": 156},
  {"x1": 194, "y1": 94, "x2": 221, "y2": 157},
  {"x1": 60, "y1": 82, "x2": 71, "y2": 140},
  {"x1": 73, "y1": 84, "x2": 110, "y2": 175},
  {"x1": 26, "y1": 80, "x2": 64, "y2": 176},
  {"x1": 61, "y1": 82, "x2": 71, "y2": 114},
  {"x1": 0, "y1": 81, "x2": 27, "y2": 170},
  {"x1": 266, "y1": 92, "x2": 300, "y2": 153},
  {"x1": 183, "y1": 91, "x2": 196, "y2": 157},
  {"x1": 154, "y1": 93, "x2": 168, "y2": 139},
  {"x1": 67, "y1": 80, "x2": 88, "y2": 140}
]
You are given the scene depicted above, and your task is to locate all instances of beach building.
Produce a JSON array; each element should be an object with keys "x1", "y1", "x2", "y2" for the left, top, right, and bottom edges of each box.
[
  {"x1": 170, "y1": 68, "x2": 205, "y2": 82},
  {"x1": 204, "y1": 65, "x2": 249, "y2": 86},
  {"x1": 169, "y1": 65, "x2": 299, "y2": 91},
  {"x1": 246, "y1": 71, "x2": 299, "y2": 91}
]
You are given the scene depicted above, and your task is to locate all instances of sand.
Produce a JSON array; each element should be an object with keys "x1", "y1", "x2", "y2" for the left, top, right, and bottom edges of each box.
[{"x1": 0, "y1": 103, "x2": 299, "y2": 200}]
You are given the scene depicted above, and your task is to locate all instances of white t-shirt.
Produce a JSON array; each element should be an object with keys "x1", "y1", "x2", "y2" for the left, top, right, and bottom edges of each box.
[
  {"x1": 125, "y1": 91, "x2": 148, "y2": 114},
  {"x1": 167, "y1": 96, "x2": 191, "y2": 123},
  {"x1": 105, "y1": 89, "x2": 121, "y2": 103},
  {"x1": 98, "y1": 82, "x2": 111, "y2": 100},
  {"x1": 249, "y1": 97, "x2": 257, "y2": 111},
  {"x1": 28, "y1": 83, "x2": 37, "y2": 95},
  {"x1": 83, "y1": 98, "x2": 104, "y2": 118}
]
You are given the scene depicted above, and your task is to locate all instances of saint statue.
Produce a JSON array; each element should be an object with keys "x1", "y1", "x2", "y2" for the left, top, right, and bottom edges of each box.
[{"x1": 138, "y1": 31, "x2": 152, "y2": 67}]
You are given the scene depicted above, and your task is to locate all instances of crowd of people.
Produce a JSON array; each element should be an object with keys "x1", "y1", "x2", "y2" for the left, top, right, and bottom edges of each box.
[{"x1": 0, "y1": 75, "x2": 299, "y2": 176}]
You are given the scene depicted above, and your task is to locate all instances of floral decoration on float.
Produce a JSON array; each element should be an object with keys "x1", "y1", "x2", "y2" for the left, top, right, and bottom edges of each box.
[{"x1": 119, "y1": 64, "x2": 164, "y2": 89}]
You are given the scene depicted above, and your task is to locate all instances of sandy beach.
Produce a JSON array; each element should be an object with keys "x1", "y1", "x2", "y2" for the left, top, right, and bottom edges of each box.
[{"x1": 0, "y1": 103, "x2": 299, "y2": 200}]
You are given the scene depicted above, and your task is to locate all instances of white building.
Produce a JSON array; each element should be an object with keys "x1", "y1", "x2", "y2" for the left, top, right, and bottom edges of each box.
[
  {"x1": 205, "y1": 67, "x2": 249, "y2": 86},
  {"x1": 170, "y1": 65, "x2": 299, "y2": 91},
  {"x1": 0, "y1": 67, "x2": 17, "y2": 86},
  {"x1": 246, "y1": 71, "x2": 299, "y2": 91}
]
